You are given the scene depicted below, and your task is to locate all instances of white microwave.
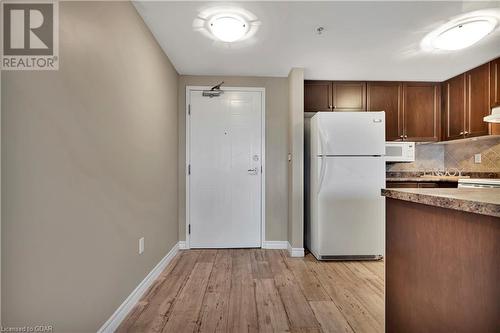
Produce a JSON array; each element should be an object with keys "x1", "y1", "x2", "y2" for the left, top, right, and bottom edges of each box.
[{"x1": 385, "y1": 142, "x2": 415, "y2": 162}]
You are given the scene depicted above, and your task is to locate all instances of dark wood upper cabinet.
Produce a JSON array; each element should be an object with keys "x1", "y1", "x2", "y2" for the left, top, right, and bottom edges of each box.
[
  {"x1": 490, "y1": 57, "x2": 500, "y2": 135},
  {"x1": 491, "y1": 57, "x2": 500, "y2": 107},
  {"x1": 466, "y1": 63, "x2": 490, "y2": 138},
  {"x1": 443, "y1": 74, "x2": 466, "y2": 140},
  {"x1": 304, "y1": 81, "x2": 332, "y2": 112},
  {"x1": 332, "y1": 82, "x2": 366, "y2": 111},
  {"x1": 305, "y1": 58, "x2": 496, "y2": 142},
  {"x1": 367, "y1": 82, "x2": 403, "y2": 141},
  {"x1": 305, "y1": 81, "x2": 366, "y2": 112},
  {"x1": 403, "y1": 83, "x2": 440, "y2": 142}
]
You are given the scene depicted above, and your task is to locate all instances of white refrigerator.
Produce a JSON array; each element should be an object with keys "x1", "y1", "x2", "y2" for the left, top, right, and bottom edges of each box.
[{"x1": 306, "y1": 112, "x2": 386, "y2": 260}]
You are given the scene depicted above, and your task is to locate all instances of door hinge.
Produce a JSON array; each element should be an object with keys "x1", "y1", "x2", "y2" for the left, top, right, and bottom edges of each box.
[
  {"x1": 188, "y1": 224, "x2": 191, "y2": 234},
  {"x1": 188, "y1": 104, "x2": 191, "y2": 115},
  {"x1": 188, "y1": 164, "x2": 191, "y2": 175}
]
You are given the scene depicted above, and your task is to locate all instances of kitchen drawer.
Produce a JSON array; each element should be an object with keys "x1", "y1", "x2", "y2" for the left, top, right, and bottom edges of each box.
[{"x1": 386, "y1": 181, "x2": 458, "y2": 188}]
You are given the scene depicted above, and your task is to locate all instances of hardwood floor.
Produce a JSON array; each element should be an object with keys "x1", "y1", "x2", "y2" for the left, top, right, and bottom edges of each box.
[{"x1": 117, "y1": 249, "x2": 384, "y2": 333}]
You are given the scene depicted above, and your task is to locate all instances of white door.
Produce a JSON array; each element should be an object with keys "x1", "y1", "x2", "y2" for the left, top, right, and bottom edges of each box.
[{"x1": 188, "y1": 89, "x2": 263, "y2": 248}]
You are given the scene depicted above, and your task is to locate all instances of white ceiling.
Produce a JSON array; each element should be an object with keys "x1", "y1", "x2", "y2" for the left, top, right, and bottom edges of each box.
[{"x1": 134, "y1": 1, "x2": 500, "y2": 81}]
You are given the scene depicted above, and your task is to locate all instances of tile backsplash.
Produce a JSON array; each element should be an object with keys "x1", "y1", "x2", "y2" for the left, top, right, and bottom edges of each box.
[
  {"x1": 386, "y1": 136, "x2": 500, "y2": 173},
  {"x1": 386, "y1": 144, "x2": 444, "y2": 172},
  {"x1": 445, "y1": 136, "x2": 500, "y2": 172}
]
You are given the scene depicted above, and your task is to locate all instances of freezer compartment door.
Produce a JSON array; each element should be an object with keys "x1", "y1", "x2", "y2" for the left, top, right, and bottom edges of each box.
[
  {"x1": 312, "y1": 112, "x2": 385, "y2": 156},
  {"x1": 316, "y1": 156, "x2": 385, "y2": 256}
]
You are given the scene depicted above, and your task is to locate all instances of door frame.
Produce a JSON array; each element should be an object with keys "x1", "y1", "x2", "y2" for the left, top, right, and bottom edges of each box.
[{"x1": 185, "y1": 86, "x2": 266, "y2": 249}]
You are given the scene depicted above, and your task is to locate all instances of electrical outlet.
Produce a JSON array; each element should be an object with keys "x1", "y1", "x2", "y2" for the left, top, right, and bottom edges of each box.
[
  {"x1": 474, "y1": 154, "x2": 482, "y2": 164},
  {"x1": 139, "y1": 237, "x2": 145, "y2": 254}
]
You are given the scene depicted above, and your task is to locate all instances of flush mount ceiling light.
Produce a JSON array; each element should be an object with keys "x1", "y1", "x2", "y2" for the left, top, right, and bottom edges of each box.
[
  {"x1": 421, "y1": 11, "x2": 499, "y2": 52},
  {"x1": 209, "y1": 15, "x2": 249, "y2": 42},
  {"x1": 193, "y1": 7, "x2": 260, "y2": 46},
  {"x1": 432, "y1": 18, "x2": 496, "y2": 50}
]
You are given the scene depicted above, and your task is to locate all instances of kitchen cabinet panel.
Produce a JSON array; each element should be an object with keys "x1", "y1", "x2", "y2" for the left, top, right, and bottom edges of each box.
[
  {"x1": 367, "y1": 82, "x2": 403, "y2": 141},
  {"x1": 332, "y1": 82, "x2": 366, "y2": 111},
  {"x1": 491, "y1": 57, "x2": 500, "y2": 107},
  {"x1": 386, "y1": 182, "x2": 457, "y2": 189},
  {"x1": 304, "y1": 81, "x2": 332, "y2": 112},
  {"x1": 386, "y1": 182, "x2": 419, "y2": 188},
  {"x1": 386, "y1": 199, "x2": 500, "y2": 333},
  {"x1": 490, "y1": 57, "x2": 500, "y2": 135},
  {"x1": 403, "y1": 82, "x2": 440, "y2": 141},
  {"x1": 443, "y1": 74, "x2": 466, "y2": 140},
  {"x1": 466, "y1": 63, "x2": 490, "y2": 138}
]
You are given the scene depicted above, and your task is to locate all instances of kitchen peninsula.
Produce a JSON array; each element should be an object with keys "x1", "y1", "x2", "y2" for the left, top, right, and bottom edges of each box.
[{"x1": 382, "y1": 187, "x2": 500, "y2": 333}]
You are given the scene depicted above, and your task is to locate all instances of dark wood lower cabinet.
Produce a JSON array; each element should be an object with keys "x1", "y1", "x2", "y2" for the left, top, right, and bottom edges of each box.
[
  {"x1": 386, "y1": 181, "x2": 457, "y2": 188},
  {"x1": 386, "y1": 198, "x2": 500, "y2": 333}
]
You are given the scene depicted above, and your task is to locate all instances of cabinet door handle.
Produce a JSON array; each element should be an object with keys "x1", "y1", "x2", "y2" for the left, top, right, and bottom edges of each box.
[
  {"x1": 464, "y1": 131, "x2": 469, "y2": 135},
  {"x1": 329, "y1": 105, "x2": 333, "y2": 110},
  {"x1": 459, "y1": 131, "x2": 464, "y2": 135}
]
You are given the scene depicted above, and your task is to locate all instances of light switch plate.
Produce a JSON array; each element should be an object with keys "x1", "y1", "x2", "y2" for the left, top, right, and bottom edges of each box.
[
  {"x1": 139, "y1": 237, "x2": 145, "y2": 254},
  {"x1": 474, "y1": 154, "x2": 481, "y2": 164}
]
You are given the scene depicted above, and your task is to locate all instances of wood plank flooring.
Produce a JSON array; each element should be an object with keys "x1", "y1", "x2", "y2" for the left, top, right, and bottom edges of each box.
[{"x1": 117, "y1": 249, "x2": 384, "y2": 333}]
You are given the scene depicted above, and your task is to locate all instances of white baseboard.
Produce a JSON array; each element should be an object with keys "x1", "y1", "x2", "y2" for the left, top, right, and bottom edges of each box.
[
  {"x1": 287, "y1": 242, "x2": 305, "y2": 257},
  {"x1": 178, "y1": 241, "x2": 187, "y2": 250},
  {"x1": 261, "y1": 241, "x2": 288, "y2": 249},
  {"x1": 97, "y1": 242, "x2": 180, "y2": 333},
  {"x1": 261, "y1": 240, "x2": 304, "y2": 257}
]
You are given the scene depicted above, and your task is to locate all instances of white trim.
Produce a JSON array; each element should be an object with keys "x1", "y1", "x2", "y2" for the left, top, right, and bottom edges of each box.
[
  {"x1": 262, "y1": 241, "x2": 288, "y2": 249},
  {"x1": 287, "y1": 242, "x2": 305, "y2": 257},
  {"x1": 97, "y1": 242, "x2": 181, "y2": 333},
  {"x1": 185, "y1": 86, "x2": 266, "y2": 249},
  {"x1": 178, "y1": 241, "x2": 187, "y2": 250}
]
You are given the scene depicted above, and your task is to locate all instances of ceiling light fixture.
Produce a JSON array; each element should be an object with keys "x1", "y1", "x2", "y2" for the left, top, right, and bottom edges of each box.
[
  {"x1": 193, "y1": 6, "x2": 261, "y2": 45},
  {"x1": 433, "y1": 18, "x2": 496, "y2": 50},
  {"x1": 422, "y1": 14, "x2": 498, "y2": 52},
  {"x1": 193, "y1": 7, "x2": 259, "y2": 46},
  {"x1": 209, "y1": 15, "x2": 249, "y2": 42}
]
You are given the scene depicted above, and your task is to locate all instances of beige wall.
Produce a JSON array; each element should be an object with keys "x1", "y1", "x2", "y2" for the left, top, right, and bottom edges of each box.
[
  {"x1": 287, "y1": 69, "x2": 304, "y2": 249},
  {"x1": 1, "y1": 2, "x2": 178, "y2": 331},
  {"x1": 178, "y1": 76, "x2": 289, "y2": 242}
]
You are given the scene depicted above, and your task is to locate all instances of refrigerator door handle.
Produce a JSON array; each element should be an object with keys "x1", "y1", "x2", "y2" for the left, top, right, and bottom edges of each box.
[
  {"x1": 318, "y1": 126, "x2": 327, "y2": 156},
  {"x1": 318, "y1": 155, "x2": 327, "y2": 194}
]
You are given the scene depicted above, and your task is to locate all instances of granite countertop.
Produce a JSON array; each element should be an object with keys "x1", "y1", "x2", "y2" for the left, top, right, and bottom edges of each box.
[{"x1": 381, "y1": 188, "x2": 500, "y2": 217}]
